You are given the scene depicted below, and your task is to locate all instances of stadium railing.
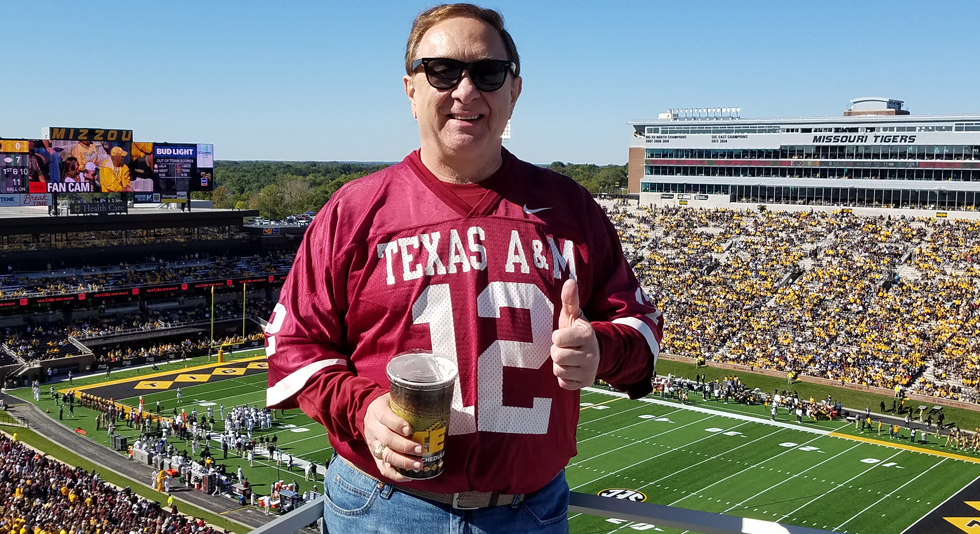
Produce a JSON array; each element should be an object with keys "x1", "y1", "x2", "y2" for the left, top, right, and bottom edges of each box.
[
  {"x1": 246, "y1": 493, "x2": 839, "y2": 534},
  {"x1": 0, "y1": 410, "x2": 29, "y2": 429}
]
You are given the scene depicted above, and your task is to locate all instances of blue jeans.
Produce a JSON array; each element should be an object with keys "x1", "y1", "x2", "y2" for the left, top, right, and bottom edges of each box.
[{"x1": 322, "y1": 455, "x2": 569, "y2": 533}]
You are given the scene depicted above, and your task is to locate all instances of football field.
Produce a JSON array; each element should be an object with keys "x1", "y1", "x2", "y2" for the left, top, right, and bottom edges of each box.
[
  {"x1": 568, "y1": 389, "x2": 980, "y2": 534},
  {"x1": 43, "y1": 357, "x2": 980, "y2": 534}
]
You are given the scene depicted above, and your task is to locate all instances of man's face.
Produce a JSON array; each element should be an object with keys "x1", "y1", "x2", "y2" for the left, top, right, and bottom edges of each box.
[
  {"x1": 404, "y1": 17, "x2": 521, "y2": 164},
  {"x1": 111, "y1": 154, "x2": 124, "y2": 167}
]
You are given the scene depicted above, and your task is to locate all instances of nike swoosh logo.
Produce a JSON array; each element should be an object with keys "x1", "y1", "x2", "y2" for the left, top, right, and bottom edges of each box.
[{"x1": 523, "y1": 204, "x2": 552, "y2": 215}]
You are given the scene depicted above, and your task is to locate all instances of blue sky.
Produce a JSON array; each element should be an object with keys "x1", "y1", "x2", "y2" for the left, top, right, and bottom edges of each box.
[{"x1": 3, "y1": 1, "x2": 978, "y2": 164}]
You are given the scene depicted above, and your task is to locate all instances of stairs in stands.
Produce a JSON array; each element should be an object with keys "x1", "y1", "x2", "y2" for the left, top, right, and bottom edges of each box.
[
  {"x1": 67, "y1": 336, "x2": 93, "y2": 356},
  {"x1": 895, "y1": 264, "x2": 921, "y2": 281}
]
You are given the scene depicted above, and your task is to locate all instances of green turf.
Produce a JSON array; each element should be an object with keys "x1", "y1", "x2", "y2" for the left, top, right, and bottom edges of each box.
[
  {"x1": 566, "y1": 389, "x2": 980, "y2": 534},
  {"x1": 12, "y1": 354, "x2": 980, "y2": 533}
]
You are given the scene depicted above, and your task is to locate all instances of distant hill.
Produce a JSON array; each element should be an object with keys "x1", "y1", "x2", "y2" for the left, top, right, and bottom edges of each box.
[{"x1": 207, "y1": 160, "x2": 625, "y2": 219}]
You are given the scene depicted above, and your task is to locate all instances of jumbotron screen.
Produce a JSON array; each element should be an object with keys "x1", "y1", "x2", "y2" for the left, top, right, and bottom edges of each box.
[{"x1": 0, "y1": 127, "x2": 213, "y2": 204}]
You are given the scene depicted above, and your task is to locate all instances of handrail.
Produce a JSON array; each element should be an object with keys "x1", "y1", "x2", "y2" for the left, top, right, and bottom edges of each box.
[
  {"x1": 0, "y1": 411, "x2": 29, "y2": 428},
  {"x1": 245, "y1": 493, "x2": 839, "y2": 534}
]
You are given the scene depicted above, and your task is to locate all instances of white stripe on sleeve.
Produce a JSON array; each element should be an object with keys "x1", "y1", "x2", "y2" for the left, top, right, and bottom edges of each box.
[
  {"x1": 612, "y1": 316, "x2": 660, "y2": 363},
  {"x1": 266, "y1": 358, "x2": 347, "y2": 407}
]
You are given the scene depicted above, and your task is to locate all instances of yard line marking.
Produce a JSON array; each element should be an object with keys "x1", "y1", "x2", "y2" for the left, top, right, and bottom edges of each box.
[
  {"x1": 576, "y1": 407, "x2": 689, "y2": 446},
  {"x1": 569, "y1": 413, "x2": 722, "y2": 468},
  {"x1": 835, "y1": 457, "x2": 947, "y2": 531},
  {"x1": 668, "y1": 429, "x2": 838, "y2": 507},
  {"x1": 898, "y1": 472, "x2": 980, "y2": 534},
  {"x1": 569, "y1": 420, "x2": 751, "y2": 489},
  {"x1": 720, "y1": 443, "x2": 862, "y2": 514},
  {"x1": 829, "y1": 431, "x2": 980, "y2": 464},
  {"x1": 578, "y1": 400, "x2": 665, "y2": 427},
  {"x1": 630, "y1": 425, "x2": 790, "y2": 492},
  {"x1": 776, "y1": 449, "x2": 904, "y2": 523},
  {"x1": 580, "y1": 396, "x2": 624, "y2": 410},
  {"x1": 583, "y1": 387, "x2": 837, "y2": 435}
]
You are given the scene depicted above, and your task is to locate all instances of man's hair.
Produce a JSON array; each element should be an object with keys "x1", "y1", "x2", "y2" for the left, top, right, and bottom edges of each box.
[{"x1": 405, "y1": 3, "x2": 520, "y2": 76}]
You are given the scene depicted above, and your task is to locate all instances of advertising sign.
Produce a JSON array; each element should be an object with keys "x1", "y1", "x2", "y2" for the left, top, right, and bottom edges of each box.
[
  {"x1": 154, "y1": 144, "x2": 195, "y2": 194},
  {"x1": 3, "y1": 130, "x2": 212, "y2": 199},
  {"x1": 0, "y1": 194, "x2": 51, "y2": 207},
  {"x1": 197, "y1": 144, "x2": 214, "y2": 167},
  {"x1": 69, "y1": 201, "x2": 128, "y2": 215},
  {"x1": 133, "y1": 192, "x2": 161, "y2": 203}
]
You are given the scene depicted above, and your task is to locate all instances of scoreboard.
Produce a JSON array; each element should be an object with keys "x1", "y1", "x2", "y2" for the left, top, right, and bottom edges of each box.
[
  {"x1": 0, "y1": 129, "x2": 213, "y2": 199},
  {"x1": 1, "y1": 140, "x2": 29, "y2": 194}
]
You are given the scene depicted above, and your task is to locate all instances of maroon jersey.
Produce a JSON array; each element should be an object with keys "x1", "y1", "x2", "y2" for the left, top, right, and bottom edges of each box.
[{"x1": 266, "y1": 149, "x2": 663, "y2": 494}]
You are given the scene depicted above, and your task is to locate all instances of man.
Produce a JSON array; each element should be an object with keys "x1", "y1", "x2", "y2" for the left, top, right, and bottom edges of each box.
[
  {"x1": 266, "y1": 4, "x2": 662, "y2": 532},
  {"x1": 100, "y1": 146, "x2": 132, "y2": 192},
  {"x1": 127, "y1": 142, "x2": 159, "y2": 192}
]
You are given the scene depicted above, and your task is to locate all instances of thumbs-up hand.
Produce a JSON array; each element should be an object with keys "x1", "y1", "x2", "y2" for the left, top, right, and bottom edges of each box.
[{"x1": 551, "y1": 279, "x2": 600, "y2": 390}]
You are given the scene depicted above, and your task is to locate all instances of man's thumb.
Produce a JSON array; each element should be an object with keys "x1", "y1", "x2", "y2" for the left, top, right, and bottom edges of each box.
[{"x1": 559, "y1": 278, "x2": 581, "y2": 328}]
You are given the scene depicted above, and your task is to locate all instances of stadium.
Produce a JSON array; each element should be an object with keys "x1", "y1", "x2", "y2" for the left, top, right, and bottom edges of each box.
[{"x1": 3, "y1": 119, "x2": 980, "y2": 534}]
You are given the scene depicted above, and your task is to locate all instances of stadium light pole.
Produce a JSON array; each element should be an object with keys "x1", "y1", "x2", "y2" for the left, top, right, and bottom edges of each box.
[
  {"x1": 242, "y1": 283, "x2": 246, "y2": 339},
  {"x1": 210, "y1": 286, "x2": 215, "y2": 349}
]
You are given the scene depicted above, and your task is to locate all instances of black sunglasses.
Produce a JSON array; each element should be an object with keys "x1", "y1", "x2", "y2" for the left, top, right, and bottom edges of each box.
[{"x1": 411, "y1": 58, "x2": 516, "y2": 92}]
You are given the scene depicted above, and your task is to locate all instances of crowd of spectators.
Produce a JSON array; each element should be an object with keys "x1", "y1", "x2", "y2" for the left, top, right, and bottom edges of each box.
[
  {"x1": 0, "y1": 252, "x2": 293, "y2": 298},
  {"x1": 603, "y1": 201, "x2": 980, "y2": 404},
  {"x1": 0, "y1": 225, "x2": 248, "y2": 253},
  {"x1": 5, "y1": 325, "x2": 85, "y2": 362},
  {"x1": 96, "y1": 332, "x2": 265, "y2": 365},
  {"x1": 2, "y1": 298, "x2": 273, "y2": 363},
  {"x1": 0, "y1": 433, "x2": 226, "y2": 534},
  {"x1": 70, "y1": 298, "x2": 275, "y2": 340}
]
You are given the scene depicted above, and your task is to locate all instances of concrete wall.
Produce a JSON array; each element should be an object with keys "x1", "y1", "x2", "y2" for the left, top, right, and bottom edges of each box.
[{"x1": 627, "y1": 147, "x2": 645, "y2": 194}]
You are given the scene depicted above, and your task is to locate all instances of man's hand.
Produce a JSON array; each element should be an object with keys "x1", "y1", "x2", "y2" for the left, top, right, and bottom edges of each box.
[
  {"x1": 551, "y1": 279, "x2": 600, "y2": 390},
  {"x1": 363, "y1": 393, "x2": 423, "y2": 482}
]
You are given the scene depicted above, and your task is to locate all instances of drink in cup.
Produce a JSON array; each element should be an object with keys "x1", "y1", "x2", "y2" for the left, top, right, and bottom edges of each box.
[{"x1": 386, "y1": 352, "x2": 457, "y2": 479}]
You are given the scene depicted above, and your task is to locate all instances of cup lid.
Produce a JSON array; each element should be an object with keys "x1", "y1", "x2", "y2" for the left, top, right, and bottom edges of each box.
[{"x1": 387, "y1": 353, "x2": 457, "y2": 387}]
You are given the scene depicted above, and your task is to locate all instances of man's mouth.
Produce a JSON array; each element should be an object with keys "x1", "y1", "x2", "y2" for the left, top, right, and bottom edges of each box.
[{"x1": 450, "y1": 114, "x2": 481, "y2": 121}]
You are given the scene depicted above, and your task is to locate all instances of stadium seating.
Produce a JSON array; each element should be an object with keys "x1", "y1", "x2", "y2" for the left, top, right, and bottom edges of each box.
[{"x1": 604, "y1": 202, "x2": 980, "y2": 404}]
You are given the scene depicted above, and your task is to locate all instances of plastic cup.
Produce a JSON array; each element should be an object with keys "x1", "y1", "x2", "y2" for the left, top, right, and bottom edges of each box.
[{"x1": 386, "y1": 352, "x2": 457, "y2": 479}]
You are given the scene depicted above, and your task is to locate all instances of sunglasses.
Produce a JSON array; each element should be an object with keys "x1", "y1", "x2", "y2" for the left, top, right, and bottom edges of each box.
[{"x1": 411, "y1": 58, "x2": 516, "y2": 92}]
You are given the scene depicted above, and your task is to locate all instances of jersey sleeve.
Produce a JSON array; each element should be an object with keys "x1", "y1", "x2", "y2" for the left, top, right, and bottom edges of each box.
[
  {"x1": 265, "y1": 202, "x2": 385, "y2": 443},
  {"x1": 583, "y1": 199, "x2": 664, "y2": 399}
]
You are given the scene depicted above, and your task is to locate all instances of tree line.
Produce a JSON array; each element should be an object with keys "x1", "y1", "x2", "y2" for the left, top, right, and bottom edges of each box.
[{"x1": 204, "y1": 160, "x2": 626, "y2": 219}]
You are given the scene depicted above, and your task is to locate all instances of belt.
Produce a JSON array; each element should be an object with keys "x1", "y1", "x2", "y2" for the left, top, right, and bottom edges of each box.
[{"x1": 340, "y1": 457, "x2": 522, "y2": 510}]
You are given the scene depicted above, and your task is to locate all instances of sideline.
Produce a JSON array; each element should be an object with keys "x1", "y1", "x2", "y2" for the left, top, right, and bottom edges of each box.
[
  {"x1": 828, "y1": 431, "x2": 980, "y2": 464},
  {"x1": 582, "y1": 387, "x2": 835, "y2": 435},
  {"x1": 582, "y1": 387, "x2": 980, "y2": 464}
]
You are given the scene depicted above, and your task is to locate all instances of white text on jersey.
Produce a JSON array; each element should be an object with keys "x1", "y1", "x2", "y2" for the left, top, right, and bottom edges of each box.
[{"x1": 376, "y1": 226, "x2": 577, "y2": 285}]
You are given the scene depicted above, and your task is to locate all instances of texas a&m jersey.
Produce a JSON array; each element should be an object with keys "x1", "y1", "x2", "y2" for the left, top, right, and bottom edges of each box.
[{"x1": 266, "y1": 149, "x2": 662, "y2": 494}]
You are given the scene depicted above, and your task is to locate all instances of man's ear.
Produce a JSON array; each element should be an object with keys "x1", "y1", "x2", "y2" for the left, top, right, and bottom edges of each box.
[
  {"x1": 404, "y1": 75, "x2": 418, "y2": 119},
  {"x1": 509, "y1": 75, "x2": 522, "y2": 116}
]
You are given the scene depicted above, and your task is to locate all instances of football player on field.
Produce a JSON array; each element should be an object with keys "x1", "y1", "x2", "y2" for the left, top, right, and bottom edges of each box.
[{"x1": 266, "y1": 3, "x2": 663, "y2": 532}]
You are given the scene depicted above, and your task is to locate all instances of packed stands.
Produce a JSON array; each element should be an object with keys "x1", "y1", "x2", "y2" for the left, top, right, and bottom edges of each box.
[
  {"x1": 604, "y1": 201, "x2": 980, "y2": 404},
  {"x1": 0, "y1": 252, "x2": 293, "y2": 298},
  {"x1": 0, "y1": 434, "x2": 226, "y2": 534},
  {"x1": 3, "y1": 298, "x2": 273, "y2": 364}
]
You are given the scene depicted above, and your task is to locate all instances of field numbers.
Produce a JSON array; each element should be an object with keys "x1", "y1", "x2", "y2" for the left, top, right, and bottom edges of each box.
[
  {"x1": 861, "y1": 458, "x2": 904, "y2": 468},
  {"x1": 605, "y1": 518, "x2": 662, "y2": 531},
  {"x1": 778, "y1": 443, "x2": 822, "y2": 452}
]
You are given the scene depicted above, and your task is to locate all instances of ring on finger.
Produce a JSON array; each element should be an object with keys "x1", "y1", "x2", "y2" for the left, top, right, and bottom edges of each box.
[{"x1": 372, "y1": 442, "x2": 386, "y2": 461}]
